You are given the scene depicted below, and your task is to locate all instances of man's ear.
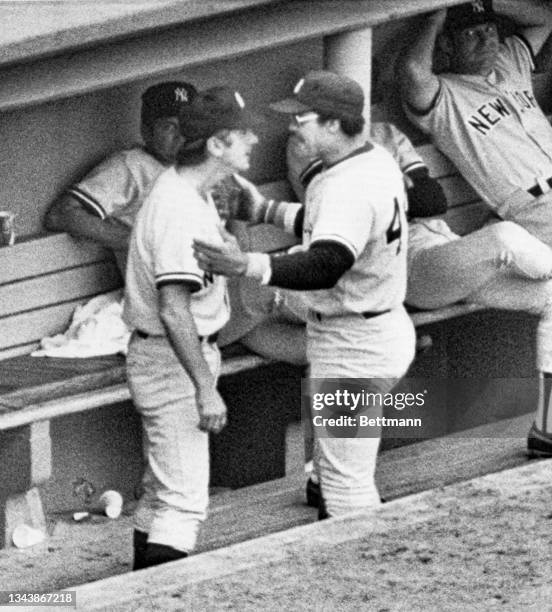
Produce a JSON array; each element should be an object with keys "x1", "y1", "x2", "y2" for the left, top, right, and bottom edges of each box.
[
  {"x1": 325, "y1": 118, "x2": 341, "y2": 134},
  {"x1": 206, "y1": 135, "x2": 225, "y2": 158}
]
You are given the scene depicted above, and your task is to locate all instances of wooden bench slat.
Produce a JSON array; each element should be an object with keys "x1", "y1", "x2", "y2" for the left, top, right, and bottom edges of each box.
[
  {"x1": 410, "y1": 303, "x2": 485, "y2": 327},
  {"x1": 0, "y1": 233, "x2": 113, "y2": 284},
  {"x1": 0, "y1": 300, "x2": 98, "y2": 351},
  {"x1": 0, "y1": 343, "x2": 40, "y2": 361},
  {"x1": 0, "y1": 261, "x2": 121, "y2": 318},
  {"x1": 0, "y1": 353, "x2": 274, "y2": 429}
]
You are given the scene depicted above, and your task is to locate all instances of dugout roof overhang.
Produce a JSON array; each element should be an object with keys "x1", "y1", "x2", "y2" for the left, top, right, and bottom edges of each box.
[{"x1": 0, "y1": 0, "x2": 465, "y2": 112}]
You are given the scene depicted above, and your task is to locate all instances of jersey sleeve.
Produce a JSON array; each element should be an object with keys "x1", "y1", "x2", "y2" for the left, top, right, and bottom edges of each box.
[
  {"x1": 151, "y1": 195, "x2": 209, "y2": 292},
  {"x1": 67, "y1": 152, "x2": 138, "y2": 220},
  {"x1": 370, "y1": 122, "x2": 426, "y2": 174},
  {"x1": 309, "y1": 178, "x2": 373, "y2": 260},
  {"x1": 502, "y1": 34, "x2": 536, "y2": 78}
]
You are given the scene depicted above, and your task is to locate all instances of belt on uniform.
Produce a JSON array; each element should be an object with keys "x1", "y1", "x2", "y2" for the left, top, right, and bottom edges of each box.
[
  {"x1": 310, "y1": 309, "x2": 390, "y2": 322},
  {"x1": 528, "y1": 177, "x2": 552, "y2": 197},
  {"x1": 136, "y1": 329, "x2": 219, "y2": 343}
]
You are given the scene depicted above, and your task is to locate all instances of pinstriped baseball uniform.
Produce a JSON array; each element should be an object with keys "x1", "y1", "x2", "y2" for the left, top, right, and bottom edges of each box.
[
  {"x1": 301, "y1": 142, "x2": 409, "y2": 315},
  {"x1": 124, "y1": 166, "x2": 229, "y2": 553},
  {"x1": 305, "y1": 142, "x2": 416, "y2": 516},
  {"x1": 67, "y1": 147, "x2": 166, "y2": 271}
]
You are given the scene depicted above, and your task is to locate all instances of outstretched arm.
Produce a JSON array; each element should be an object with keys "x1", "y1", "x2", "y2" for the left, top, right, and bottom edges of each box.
[
  {"x1": 192, "y1": 226, "x2": 353, "y2": 290},
  {"x1": 495, "y1": 0, "x2": 552, "y2": 54},
  {"x1": 398, "y1": 9, "x2": 446, "y2": 113},
  {"x1": 44, "y1": 194, "x2": 131, "y2": 250}
]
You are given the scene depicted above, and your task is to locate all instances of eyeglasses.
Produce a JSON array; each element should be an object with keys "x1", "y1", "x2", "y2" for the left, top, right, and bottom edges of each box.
[{"x1": 292, "y1": 111, "x2": 319, "y2": 127}]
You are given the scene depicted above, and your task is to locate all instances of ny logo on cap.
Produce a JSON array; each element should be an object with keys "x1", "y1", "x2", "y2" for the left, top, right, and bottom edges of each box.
[
  {"x1": 471, "y1": 0, "x2": 485, "y2": 12},
  {"x1": 293, "y1": 78, "x2": 305, "y2": 95},
  {"x1": 174, "y1": 87, "x2": 189, "y2": 102},
  {"x1": 234, "y1": 91, "x2": 245, "y2": 108}
]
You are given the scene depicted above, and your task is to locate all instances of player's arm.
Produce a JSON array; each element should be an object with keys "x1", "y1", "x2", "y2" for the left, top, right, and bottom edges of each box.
[
  {"x1": 158, "y1": 282, "x2": 226, "y2": 434},
  {"x1": 405, "y1": 167, "x2": 448, "y2": 218},
  {"x1": 228, "y1": 174, "x2": 305, "y2": 236},
  {"x1": 494, "y1": 0, "x2": 552, "y2": 55},
  {"x1": 44, "y1": 194, "x2": 131, "y2": 250},
  {"x1": 193, "y1": 227, "x2": 353, "y2": 290},
  {"x1": 398, "y1": 9, "x2": 446, "y2": 113}
]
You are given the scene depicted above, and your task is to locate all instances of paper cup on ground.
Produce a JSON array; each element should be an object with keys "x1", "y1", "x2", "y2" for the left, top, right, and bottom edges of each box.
[
  {"x1": 99, "y1": 490, "x2": 123, "y2": 518},
  {"x1": 12, "y1": 524, "x2": 45, "y2": 548}
]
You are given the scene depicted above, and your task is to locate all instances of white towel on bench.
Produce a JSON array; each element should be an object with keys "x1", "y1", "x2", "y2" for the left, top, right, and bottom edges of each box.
[{"x1": 32, "y1": 290, "x2": 131, "y2": 358}]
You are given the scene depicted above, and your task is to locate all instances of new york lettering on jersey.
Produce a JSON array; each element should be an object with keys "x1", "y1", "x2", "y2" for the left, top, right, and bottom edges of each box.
[{"x1": 466, "y1": 90, "x2": 539, "y2": 135}]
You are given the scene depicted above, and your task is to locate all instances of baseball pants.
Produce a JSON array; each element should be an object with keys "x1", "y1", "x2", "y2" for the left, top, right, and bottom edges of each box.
[
  {"x1": 407, "y1": 221, "x2": 552, "y2": 371},
  {"x1": 500, "y1": 189, "x2": 552, "y2": 249},
  {"x1": 407, "y1": 220, "x2": 552, "y2": 433},
  {"x1": 307, "y1": 307, "x2": 415, "y2": 517},
  {"x1": 127, "y1": 332, "x2": 221, "y2": 553}
]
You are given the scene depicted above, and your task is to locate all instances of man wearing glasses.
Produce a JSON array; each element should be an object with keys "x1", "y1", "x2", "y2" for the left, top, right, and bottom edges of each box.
[{"x1": 193, "y1": 71, "x2": 416, "y2": 519}]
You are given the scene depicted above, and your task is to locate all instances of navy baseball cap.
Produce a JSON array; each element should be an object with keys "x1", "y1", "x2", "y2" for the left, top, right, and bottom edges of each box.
[
  {"x1": 270, "y1": 71, "x2": 364, "y2": 121},
  {"x1": 178, "y1": 86, "x2": 261, "y2": 142},
  {"x1": 141, "y1": 81, "x2": 197, "y2": 126},
  {"x1": 445, "y1": 1, "x2": 497, "y2": 32}
]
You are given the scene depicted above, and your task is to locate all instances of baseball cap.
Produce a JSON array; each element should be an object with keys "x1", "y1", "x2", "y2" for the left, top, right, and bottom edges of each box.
[
  {"x1": 445, "y1": 1, "x2": 497, "y2": 32},
  {"x1": 141, "y1": 81, "x2": 197, "y2": 126},
  {"x1": 270, "y1": 71, "x2": 364, "y2": 121},
  {"x1": 178, "y1": 86, "x2": 260, "y2": 142}
]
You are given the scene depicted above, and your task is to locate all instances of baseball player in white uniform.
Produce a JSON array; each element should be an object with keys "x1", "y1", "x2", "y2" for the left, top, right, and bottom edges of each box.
[
  {"x1": 399, "y1": 1, "x2": 552, "y2": 247},
  {"x1": 193, "y1": 71, "x2": 416, "y2": 518},
  {"x1": 124, "y1": 86, "x2": 260, "y2": 569},
  {"x1": 387, "y1": 124, "x2": 552, "y2": 458},
  {"x1": 44, "y1": 82, "x2": 197, "y2": 273},
  {"x1": 399, "y1": 0, "x2": 552, "y2": 455}
]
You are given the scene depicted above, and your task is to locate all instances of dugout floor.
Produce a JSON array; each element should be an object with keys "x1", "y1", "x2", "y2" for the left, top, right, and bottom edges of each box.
[{"x1": 0, "y1": 411, "x2": 539, "y2": 600}]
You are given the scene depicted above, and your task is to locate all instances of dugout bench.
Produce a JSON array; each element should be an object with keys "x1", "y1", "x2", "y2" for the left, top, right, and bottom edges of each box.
[{"x1": 0, "y1": 152, "x2": 539, "y2": 548}]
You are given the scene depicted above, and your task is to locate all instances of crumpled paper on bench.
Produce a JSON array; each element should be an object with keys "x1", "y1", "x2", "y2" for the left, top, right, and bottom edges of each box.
[{"x1": 31, "y1": 289, "x2": 130, "y2": 358}]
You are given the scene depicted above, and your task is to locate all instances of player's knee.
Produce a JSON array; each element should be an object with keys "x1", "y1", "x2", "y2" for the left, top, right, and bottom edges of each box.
[{"x1": 490, "y1": 221, "x2": 526, "y2": 247}]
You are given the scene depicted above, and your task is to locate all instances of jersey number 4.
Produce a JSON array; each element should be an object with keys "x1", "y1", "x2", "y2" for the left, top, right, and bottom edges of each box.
[{"x1": 386, "y1": 198, "x2": 403, "y2": 254}]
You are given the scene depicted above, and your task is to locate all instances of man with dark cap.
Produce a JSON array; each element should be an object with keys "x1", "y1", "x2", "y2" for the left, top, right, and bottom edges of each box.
[
  {"x1": 399, "y1": 1, "x2": 552, "y2": 245},
  {"x1": 44, "y1": 81, "x2": 197, "y2": 272},
  {"x1": 193, "y1": 71, "x2": 416, "y2": 520},
  {"x1": 124, "y1": 86, "x2": 261, "y2": 569},
  {"x1": 399, "y1": 1, "x2": 552, "y2": 456}
]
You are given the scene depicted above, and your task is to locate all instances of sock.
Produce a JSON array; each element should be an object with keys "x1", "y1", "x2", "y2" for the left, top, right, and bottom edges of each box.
[
  {"x1": 132, "y1": 530, "x2": 149, "y2": 571},
  {"x1": 536, "y1": 372, "x2": 552, "y2": 434}
]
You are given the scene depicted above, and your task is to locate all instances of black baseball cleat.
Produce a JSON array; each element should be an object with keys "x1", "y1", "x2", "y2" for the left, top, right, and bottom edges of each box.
[
  {"x1": 306, "y1": 477, "x2": 387, "y2": 507},
  {"x1": 306, "y1": 477, "x2": 320, "y2": 508},
  {"x1": 133, "y1": 531, "x2": 188, "y2": 570},
  {"x1": 527, "y1": 423, "x2": 552, "y2": 457},
  {"x1": 132, "y1": 529, "x2": 149, "y2": 571},
  {"x1": 143, "y1": 543, "x2": 188, "y2": 568}
]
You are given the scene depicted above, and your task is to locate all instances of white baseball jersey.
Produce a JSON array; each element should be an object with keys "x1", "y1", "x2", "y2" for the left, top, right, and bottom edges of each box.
[
  {"x1": 405, "y1": 35, "x2": 552, "y2": 212},
  {"x1": 68, "y1": 146, "x2": 165, "y2": 227},
  {"x1": 124, "y1": 167, "x2": 230, "y2": 337},
  {"x1": 300, "y1": 142, "x2": 408, "y2": 316},
  {"x1": 370, "y1": 123, "x2": 461, "y2": 272}
]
